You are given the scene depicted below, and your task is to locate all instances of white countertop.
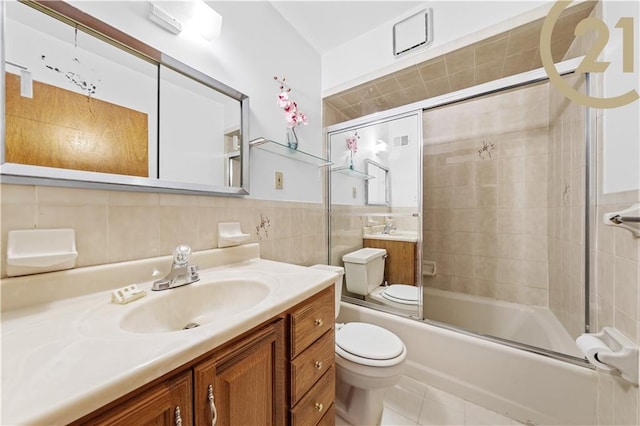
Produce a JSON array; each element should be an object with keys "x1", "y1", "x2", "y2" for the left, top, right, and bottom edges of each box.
[
  {"x1": 1, "y1": 248, "x2": 336, "y2": 425},
  {"x1": 363, "y1": 230, "x2": 418, "y2": 243}
]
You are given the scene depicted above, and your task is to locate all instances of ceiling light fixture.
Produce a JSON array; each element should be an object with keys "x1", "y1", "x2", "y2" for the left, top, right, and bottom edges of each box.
[{"x1": 187, "y1": 0, "x2": 223, "y2": 41}]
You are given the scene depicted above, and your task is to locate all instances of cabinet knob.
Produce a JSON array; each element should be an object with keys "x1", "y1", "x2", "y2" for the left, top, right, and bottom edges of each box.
[
  {"x1": 314, "y1": 402, "x2": 324, "y2": 412},
  {"x1": 314, "y1": 318, "x2": 323, "y2": 327},
  {"x1": 314, "y1": 361, "x2": 323, "y2": 370}
]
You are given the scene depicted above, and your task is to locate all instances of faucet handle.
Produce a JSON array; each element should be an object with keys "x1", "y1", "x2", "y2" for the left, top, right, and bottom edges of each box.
[
  {"x1": 173, "y1": 244, "x2": 192, "y2": 267},
  {"x1": 188, "y1": 264, "x2": 199, "y2": 281}
]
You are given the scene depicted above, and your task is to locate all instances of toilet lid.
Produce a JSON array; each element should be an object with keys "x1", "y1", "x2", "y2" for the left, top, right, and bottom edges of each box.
[
  {"x1": 382, "y1": 284, "x2": 419, "y2": 305},
  {"x1": 335, "y1": 322, "x2": 405, "y2": 365}
]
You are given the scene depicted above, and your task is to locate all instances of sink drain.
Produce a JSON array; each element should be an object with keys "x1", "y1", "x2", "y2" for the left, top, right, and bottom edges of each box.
[{"x1": 183, "y1": 322, "x2": 200, "y2": 330}]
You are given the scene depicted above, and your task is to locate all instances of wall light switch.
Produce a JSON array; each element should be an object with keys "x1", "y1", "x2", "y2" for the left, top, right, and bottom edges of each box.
[
  {"x1": 275, "y1": 171, "x2": 283, "y2": 189},
  {"x1": 352, "y1": 186, "x2": 357, "y2": 198}
]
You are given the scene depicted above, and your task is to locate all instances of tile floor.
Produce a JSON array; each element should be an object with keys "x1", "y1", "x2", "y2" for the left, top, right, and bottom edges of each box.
[{"x1": 336, "y1": 375, "x2": 524, "y2": 426}]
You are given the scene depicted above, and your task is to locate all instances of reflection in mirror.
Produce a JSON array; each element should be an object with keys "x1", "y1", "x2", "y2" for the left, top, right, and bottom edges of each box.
[
  {"x1": 2, "y1": 1, "x2": 249, "y2": 195},
  {"x1": 4, "y1": 1, "x2": 158, "y2": 177},
  {"x1": 158, "y1": 65, "x2": 240, "y2": 186},
  {"x1": 364, "y1": 159, "x2": 389, "y2": 206},
  {"x1": 329, "y1": 113, "x2": 421, "y2": 318}
]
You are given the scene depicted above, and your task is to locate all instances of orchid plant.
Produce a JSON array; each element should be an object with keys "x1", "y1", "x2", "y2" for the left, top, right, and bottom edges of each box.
[
  {"x1": 274, "y1": 76, "x2": 308, "y2": 129},
  {"x1": 346, "y1": 131, "x2": 359, "y2": 168}
]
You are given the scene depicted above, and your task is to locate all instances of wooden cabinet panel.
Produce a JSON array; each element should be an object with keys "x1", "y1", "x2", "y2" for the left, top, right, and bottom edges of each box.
[
  {"x1": 194, "y1": 320, "x2": 285, "y2": 426},
  {"x1": 363, "y1": 238, "x2": 417, "y2": 285},
  {"x1": 5, "y1": 72, "x2": 148, "y2": 177},
  {"x1": 290, "y1": 368, "x2": 335, "y2": 426},
  {"x1": 79, "y1": 371, "x2": 192, "y2": 426},
  {"x1": 290, "y1": 328, "x2": 335, "y2": 405},
  {"x1": 290, "y1": 287, "x2": 335, "y2": 358}
]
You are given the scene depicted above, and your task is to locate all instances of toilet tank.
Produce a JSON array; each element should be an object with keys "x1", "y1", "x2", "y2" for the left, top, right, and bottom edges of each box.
[
  {"x1": 342, "y1": 248, "x2": 386, "y2": 296},
  {"x1": 310, "y1": 264, "x2": 344, "y2": 318}
]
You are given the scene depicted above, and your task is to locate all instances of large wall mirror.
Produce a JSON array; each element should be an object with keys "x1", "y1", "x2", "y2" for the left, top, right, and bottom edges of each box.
[{"x1": 1, "y1": 0, "x2": 249, "y2": 195}]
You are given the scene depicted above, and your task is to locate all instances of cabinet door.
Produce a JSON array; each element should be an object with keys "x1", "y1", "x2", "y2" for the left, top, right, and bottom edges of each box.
[
  {"x1": 363, "y1": 239, "x2": 417, "y2": 285},
  {"x1": 194, "y1": 319, "x2": 285, "y2": 426},
  {"x1": 81, "y1": 371, "x2": 192, "y2": 426}
]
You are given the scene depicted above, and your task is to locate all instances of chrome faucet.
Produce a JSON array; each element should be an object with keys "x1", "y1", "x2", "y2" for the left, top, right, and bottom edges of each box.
[
  {"x1": 383, "y1": 218, "x2": 397, "y2": 234},
  {"x1": 152, "y1": 244, "x2": 200, "y2": 291}
]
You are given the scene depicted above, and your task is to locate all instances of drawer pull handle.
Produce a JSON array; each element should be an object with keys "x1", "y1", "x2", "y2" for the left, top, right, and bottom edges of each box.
[
  {"x1": 314, "y1": 318, "x2": 323, "y2": 327},
  {"x1": 175, "y1": 406, "x2": 183, "y2": 426},
  {"x1": 208, "y1": 384, "x2": 218, "y2": 426},
  {"x1": 314, "y1": 361, "x2": 323, "y2": 369},
  {"x1": 314, "y1": 402, "x2": 324, "y2": 412}
]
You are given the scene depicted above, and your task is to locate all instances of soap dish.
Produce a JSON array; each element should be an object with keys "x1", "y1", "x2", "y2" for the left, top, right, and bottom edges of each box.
[
  {"x1": 111, "y1": 284, "x2": 147, "y2": 304},
  {"x1": 7, "y1": 228, "x2": 78, "y2": 277},
  {"x1": 218, "y1": 222, "x2": 250, "y2": 248}
]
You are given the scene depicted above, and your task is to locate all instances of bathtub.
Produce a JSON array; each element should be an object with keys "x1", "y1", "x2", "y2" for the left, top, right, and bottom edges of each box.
[
  {"x1": 423, "y1": 287, "x2": 583, "y2": 358},
  {"x1": 337, "y1": 301, "x2": 598, "y2": 425}
]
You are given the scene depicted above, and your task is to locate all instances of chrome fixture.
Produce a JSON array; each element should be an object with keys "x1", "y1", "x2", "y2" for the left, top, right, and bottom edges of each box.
[
  {"x1": 383, "y1": 218, "x2": 397, "y2": 234},
  {"x1": 603, "y1": 203, "x2": 640, "y2": 238},
  {"x1": 152, "y1": 244, "x2": 199, "y2": 291}
]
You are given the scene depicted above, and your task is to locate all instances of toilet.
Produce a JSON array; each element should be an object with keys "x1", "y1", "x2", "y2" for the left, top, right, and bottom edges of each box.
[
  {"x1": 311, "y1": 264, "x2": 407, "y2": 426},
  {"x1": 342, "y1": 248, "x2": 419, "y2": 312}
]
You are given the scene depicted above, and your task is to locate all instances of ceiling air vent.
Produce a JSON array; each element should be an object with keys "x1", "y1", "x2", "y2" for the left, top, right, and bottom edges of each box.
[{"x1": 393, "y1": 9, "x2": 433, "y2": 56}]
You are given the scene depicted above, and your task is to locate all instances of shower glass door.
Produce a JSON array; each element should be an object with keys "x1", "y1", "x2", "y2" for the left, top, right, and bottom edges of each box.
[
  {"x1": 422, "y1": 74, "x2": 590, "y2": 359},
  {"x1": 328, "y1": 112, "x2": 422, "y2": 319}
]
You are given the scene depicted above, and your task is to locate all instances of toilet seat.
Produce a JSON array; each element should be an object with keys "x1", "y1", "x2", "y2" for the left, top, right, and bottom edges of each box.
[
  {"x1": 381, "y1": 284, "x2": 419, "y2": 305},
  {"x1": 335, "y1": 322, "x2": 406, "y2": 367}
]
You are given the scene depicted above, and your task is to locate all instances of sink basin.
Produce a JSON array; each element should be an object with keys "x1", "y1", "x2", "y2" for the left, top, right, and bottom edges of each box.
[{"x1": 120, "y1": 278, "x2": 271, "y2": 333}]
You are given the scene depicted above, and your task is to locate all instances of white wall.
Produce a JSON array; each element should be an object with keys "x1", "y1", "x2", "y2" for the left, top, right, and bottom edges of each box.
[
  {"x1": 329, "y1": 114, "x2": 419, "y2": 207},
  {"x1": 68, "y1": 1, "x2": 323, "y2": 202},
  {"x1": 322, "y1": 1, "x2": 549, "y2": 95},
  {"x1": 601, "y1": 0, "x2": 640, "y2": 194}
]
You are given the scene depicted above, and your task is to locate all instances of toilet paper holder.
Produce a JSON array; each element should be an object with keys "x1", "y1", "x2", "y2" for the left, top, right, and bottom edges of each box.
[{"x1": 576, "y1": 327, "x2": 639, "y2": 385}]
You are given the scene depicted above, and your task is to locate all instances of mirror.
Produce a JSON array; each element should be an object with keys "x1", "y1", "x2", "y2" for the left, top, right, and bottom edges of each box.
[
  {"x1": 1, "y1": 0, "x2": 249, "y2": 195},
  {"x1": 364, "y1": 159, "x2": 389, "y2": 206},
  {"x1": 329, "y1": 113, "x2": 422, "y2": 318}
]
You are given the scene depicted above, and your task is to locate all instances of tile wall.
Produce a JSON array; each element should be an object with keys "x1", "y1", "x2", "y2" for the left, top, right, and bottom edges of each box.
[
  {"x1": 0, "y1": 184, "x2": 327, "y2": 278},
  {"x1": 422, "y1": 81, "x2": 551, "y2": 306},
  {"x1": 329, "y1": 204, "x2": 389, "y2": 266},
  {"x1": 547, "y1": 73, "x2": 587, "y2": 339}
]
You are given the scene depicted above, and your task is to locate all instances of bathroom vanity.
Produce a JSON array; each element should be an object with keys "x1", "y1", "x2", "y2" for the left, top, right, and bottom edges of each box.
[
  {"x1": 0, "y1": 244, "x2": 337, "y2": 426},
  {"x1": 72, "y1": 286, "x2": 335, "y2": 426}
]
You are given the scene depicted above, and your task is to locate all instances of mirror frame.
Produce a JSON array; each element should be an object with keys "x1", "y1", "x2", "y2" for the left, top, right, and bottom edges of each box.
[
  {"x1": 364, "y1": 158, "x2": 390, "y2": 206},
  {"x1": 0, "y1": 0, "x2": 250, "y2": 196}
]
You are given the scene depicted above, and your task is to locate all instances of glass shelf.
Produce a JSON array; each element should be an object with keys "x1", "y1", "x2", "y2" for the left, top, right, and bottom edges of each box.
[
  {"x1": 249, "y1": 137, "x2": 332, "y2": 167},
  {"x1": 331, "y1": 165, "x2": 375, "y2": 180}
]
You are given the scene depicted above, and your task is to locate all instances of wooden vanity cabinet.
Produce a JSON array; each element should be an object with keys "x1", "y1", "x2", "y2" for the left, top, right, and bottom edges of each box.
[
  {"x1": 193, "y1": 319, "x2": 286, "y2": 426},
  {"x1": 71, "y1": 287, "x2": 335, "y2": 426},
  {"x1": 74, "y1": 370, "x2": 193, "y2": 426},
  {"x1": 288, "y1": 287, "x2": 336, "y2": 426},
  {"x1": 363, "y1": 238, "x2": 417, "y2": 285}
]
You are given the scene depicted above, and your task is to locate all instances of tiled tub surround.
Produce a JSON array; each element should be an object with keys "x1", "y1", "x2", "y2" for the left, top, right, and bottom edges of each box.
[
  {"x1": 422, "y1": 80, "x2": 552, "y2": 307},
  {"x1": 0, "y1": 183, "x2": 327, "y2": 278},
  {"x1": 547, "y1": 73, "x2": 588, "y2": 340},
  {"x1": 0, "y1": 243, "x2": 337, "y2": 424}
]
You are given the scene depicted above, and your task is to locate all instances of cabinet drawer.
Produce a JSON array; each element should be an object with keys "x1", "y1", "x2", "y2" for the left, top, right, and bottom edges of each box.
[
  {"x1": 316, "y1": 404, "x2": 336, "y2": 426},
  {"x1": 290, "y1": 287, "x2": 334, "y2": 358},
  {"x1": 291, "y1": 329, "x2": 335, "y2": 405},
  {"x1": 290, "y1": 368, "x2": 335, "y2": 426}
]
